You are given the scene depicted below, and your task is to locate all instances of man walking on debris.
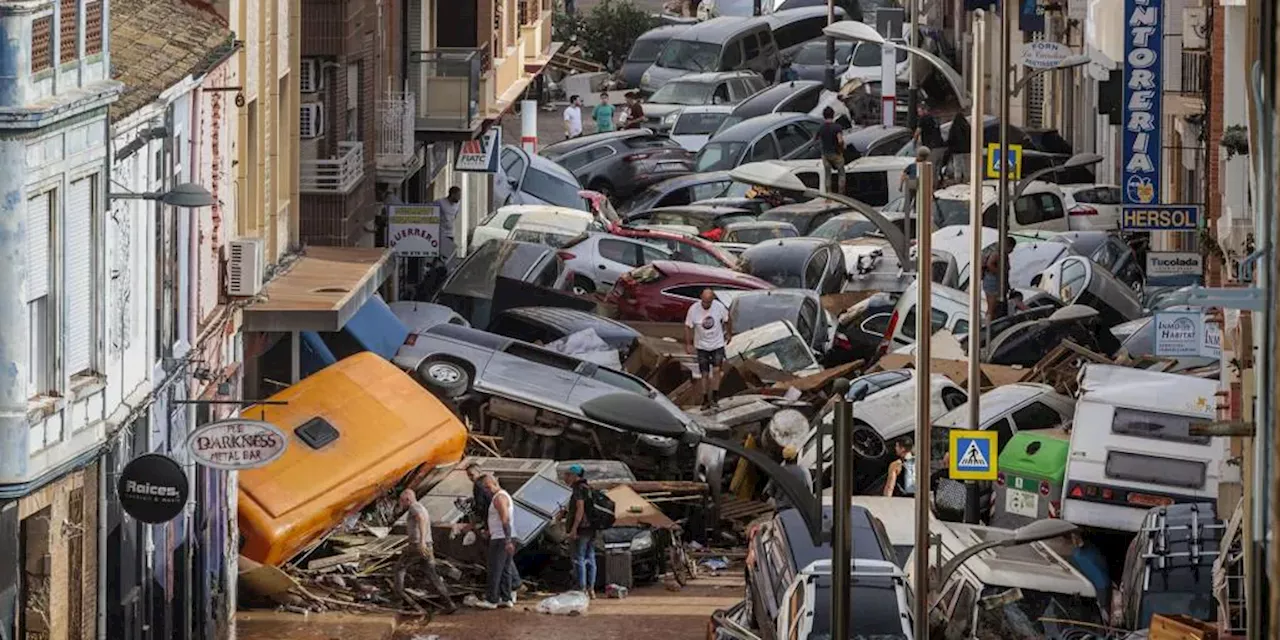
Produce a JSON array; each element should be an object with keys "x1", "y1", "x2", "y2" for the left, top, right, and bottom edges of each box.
[
  {"x1": 468, "y1": 474, "x2": 521, "y2": 609},
  {"x1": 562, "y1": 464, "x2": 599, "y2": 598},
  {"x1": 685, "y1": 288, "x2": 732, "y2": 410},
  {"x1": 981, "y1": 237, "x2": 1017, "y2": 322},
  {"x1": 395, "y1": 489, "x2": 457, "y2": 613}
]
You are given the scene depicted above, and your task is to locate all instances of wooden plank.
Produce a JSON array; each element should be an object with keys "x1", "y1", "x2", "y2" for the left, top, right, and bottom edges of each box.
[{"x1": 1149, "y1": 614, "x2": 1217, "y2": 640}]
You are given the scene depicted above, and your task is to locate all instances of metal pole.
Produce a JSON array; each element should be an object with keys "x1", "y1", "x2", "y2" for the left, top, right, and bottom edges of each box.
[
  {"x1": 996, "y1": 0, "x2": 1012, "y2": 320},
  {"x1": 907, "y1": 0, "x2": 920, "y2": 132},
  {"x1": 966, "y1": 9, "x2": 986, "y2": 527},
  {"x1": 825, "y1": 0, "x2": 838, "y2": 91},
  {"x1": 912, "y1": 160, "x2": 934, "y2": 639},
  {"x1": 831, "y1": 378, "x2": 853, "y2": 640}
]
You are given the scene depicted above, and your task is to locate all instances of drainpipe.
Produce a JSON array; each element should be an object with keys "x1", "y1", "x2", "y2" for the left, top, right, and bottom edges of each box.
[
  {"x1": 0, "y1": 5, "x2": 31, "y2": 486},
  {"x1": 96, "y1": 460, "x2": 107, "y2": 640}
]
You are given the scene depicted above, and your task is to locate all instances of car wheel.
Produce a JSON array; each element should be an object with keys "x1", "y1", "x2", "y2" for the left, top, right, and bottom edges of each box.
[
  {"x1": 572, "y1": 274, "x2": 597, "y2": 296},
  {"x1": 417, "y1": 358, "x2": 470, "y2": 399}
]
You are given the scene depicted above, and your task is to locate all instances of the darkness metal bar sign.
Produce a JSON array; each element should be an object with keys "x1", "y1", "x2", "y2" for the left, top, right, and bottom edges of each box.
[{"x1": 1121, "y1": 0, "x2": 1162, "y2": 209}]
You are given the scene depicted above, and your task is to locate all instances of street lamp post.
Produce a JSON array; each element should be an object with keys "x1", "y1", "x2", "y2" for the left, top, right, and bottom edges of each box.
[
  {"x1": 995, "y1": 55, "x2": 1090, "y2": 317},
  {"x1": 932, "y1": 519, "x2": 1079, "y2": 596},
  {"x1": 965, "y1": 9, "x2": 987, "y2": 532},
  {"x1": 728, "y1": 162, "x2": 914, "y2": 270},
  {"x1": 108, "y1": 182, "x2": 218, "y2": 208},
  {"x1": 823, "y1": 21, "x2": 971, "y2": 110},
  {"x1": 912, "y1": 159, "x2": 934, "y2": 638}
]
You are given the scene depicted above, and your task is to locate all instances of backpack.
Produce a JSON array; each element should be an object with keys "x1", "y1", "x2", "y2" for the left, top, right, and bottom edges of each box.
[{"x1": 585, "y1": 487, "x2": 616, "y2": 530}]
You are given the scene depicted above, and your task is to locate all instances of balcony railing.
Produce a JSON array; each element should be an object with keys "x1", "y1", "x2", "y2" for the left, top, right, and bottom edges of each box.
[
  {"x1": 410, "y1": 48, "x2": 482, "y2": 131},
  {"x1": 300, "y1": 141, "x2": 365, "y2": 194},
  {"x1": 378, "y1": 92, "x2": 416, "y2": 163}
]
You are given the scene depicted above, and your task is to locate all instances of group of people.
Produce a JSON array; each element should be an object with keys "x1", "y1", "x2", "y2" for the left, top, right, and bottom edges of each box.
[
  {"x1": 394, "y1": 461, "x2": 606, "y2": 612},
  {"x1": 562, "y1": 92, "x2": 648, "y2": 139}
]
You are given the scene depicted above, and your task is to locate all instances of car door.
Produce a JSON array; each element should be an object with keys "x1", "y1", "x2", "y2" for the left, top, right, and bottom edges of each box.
[
  {"x1": 798, "y1": 297, "x2": 822, "y2": 351},
  {"x1": 748, "y1": 134, "x2": 781, "y2": 163},
  {"x1": 484, "y1": 343, "x2": 579, "y2": 405},
  {"x1": 774, "y1": 123, "x2": 812, "y2": 159},
  {"x1": 497, "y1": 148, "x2": 529, "y2": 205},
  {"x1": 595, "y1": 237, "x2": 648, "y2": 287}
]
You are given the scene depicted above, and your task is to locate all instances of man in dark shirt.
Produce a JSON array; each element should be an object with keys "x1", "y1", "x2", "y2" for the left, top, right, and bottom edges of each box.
[
  {"x1": 465, "y1": 463, "x2": 492, "y2": 529},
  {"x1": 815, "y1": 107, "x2": 845, "y2": 194},
  {"x1": 561, "y1": 464, "x2": 598, "y2": 598},
  {"x1": 915, "y1": 104, "x2": 944, "y2": 149},
  {"x1": 623, "y1": 93, "x2": 646, "y2": 129}
]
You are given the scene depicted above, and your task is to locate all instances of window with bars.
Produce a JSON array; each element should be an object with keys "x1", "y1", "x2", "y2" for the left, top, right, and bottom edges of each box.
[
  {"x1": 85, "y1": 1, "x2": 102, "y2": 55},
  {"x1": 60, "y1": 0, "x2": 79, "y2": 64},
  {"x1": 31, "y1": 15, "x2": 53, "y2": 73}
]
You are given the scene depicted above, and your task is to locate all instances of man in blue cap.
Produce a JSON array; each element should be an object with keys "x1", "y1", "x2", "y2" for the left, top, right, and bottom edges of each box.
[{"x1": 561, "y1": 464, "x2": 598, "y2": 598}]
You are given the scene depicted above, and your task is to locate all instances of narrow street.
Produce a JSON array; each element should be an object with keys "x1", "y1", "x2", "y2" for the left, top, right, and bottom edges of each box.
[{"x1": 237, "y1": 574, "x2": 745, "y2": 640}]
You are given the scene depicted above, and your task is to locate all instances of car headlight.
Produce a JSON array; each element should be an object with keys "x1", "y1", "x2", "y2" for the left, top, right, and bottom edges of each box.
[
  {"x1": 630, "y1": 530, "x2": 654, "y2": 552},
  {"x1": 664, "y1": 112, "x2": 679, "y2": 126}
]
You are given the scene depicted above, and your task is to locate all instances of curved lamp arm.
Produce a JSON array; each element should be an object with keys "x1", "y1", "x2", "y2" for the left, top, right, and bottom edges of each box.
[{"x1": 803, "y1": 188, "x2": 915, "y2": 272}]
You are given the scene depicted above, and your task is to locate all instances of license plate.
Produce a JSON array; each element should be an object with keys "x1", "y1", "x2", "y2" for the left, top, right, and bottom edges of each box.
[
  {"x1": 1005, "y1": 488, "x2": 1039, "y2": 518},
  {"x1": 657, "y1": 162, "x2": 686, "y2": 171}
]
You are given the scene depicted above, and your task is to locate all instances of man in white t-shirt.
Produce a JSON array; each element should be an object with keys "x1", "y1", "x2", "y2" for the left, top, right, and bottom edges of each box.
[
  {"x1": 563, "y1": 95, "x2": 584, "y2": 139},
  {"x1": 684, "y1": 288, "x2": 732, "y2": 409}
]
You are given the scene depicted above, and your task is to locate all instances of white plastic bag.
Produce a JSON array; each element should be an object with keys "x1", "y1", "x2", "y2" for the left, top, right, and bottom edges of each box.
[{"x1": 536, "y1": 590, "x2": 590, "y2": 616}]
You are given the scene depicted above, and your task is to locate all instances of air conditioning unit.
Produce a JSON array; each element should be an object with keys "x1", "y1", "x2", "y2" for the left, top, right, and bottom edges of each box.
[
  {"x1": 300, "y1": 58, "x2": 322, "y2": 93},
  {"x1": 300, "y1": 103, "x2": 324, "y2": 139},
  {"x1": 227, "y1": 238, "x2": 265, "y2": 297},
  {"x1": 1183, "y1": 8, "x2": 1208, "y2": 50}
]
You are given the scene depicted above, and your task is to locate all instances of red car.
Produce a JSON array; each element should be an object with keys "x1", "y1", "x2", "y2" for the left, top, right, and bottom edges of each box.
[
  {"x1": 605, "y1": 260, "x2": 772, "y2": 322},
  {"x1": 608, "y1": 223, "x2": 739, "y2": 270}
]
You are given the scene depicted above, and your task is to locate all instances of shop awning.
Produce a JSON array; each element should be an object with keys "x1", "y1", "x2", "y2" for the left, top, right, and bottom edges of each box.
[{"x1": 243, "y1": 247, "x2": 393, "y2": 332}]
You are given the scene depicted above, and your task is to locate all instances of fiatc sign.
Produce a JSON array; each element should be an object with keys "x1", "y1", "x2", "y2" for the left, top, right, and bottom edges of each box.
[
  {"x1": 1122, "y1": 0, "x2": 1163, "y2": 206},
  {"x1": 186, "y1": 419, "x2": 289, "y2": 470}
]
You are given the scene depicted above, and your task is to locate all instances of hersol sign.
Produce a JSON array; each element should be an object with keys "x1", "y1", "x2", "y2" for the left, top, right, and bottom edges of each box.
[{"x1": 186, "y1": 419, "x2": 288, "y2": 470}]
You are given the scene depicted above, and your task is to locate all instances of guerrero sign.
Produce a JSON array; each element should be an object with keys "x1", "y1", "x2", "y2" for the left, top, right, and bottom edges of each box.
[
  {"x1": 186, "y1": 419, "x2": 288, "y2": 470},
  {"x1": 1121, "y1": 204, "x2": 1200, "y2": 231},
  {"x1": 388, "y1": 205, "x2": 442, "y2": 258},
  {"x1": 117, "y1": 453, "x2": 189, "y2": 524},
  {"x1": 1123, "y1": 0, "x2": 1163, "y2": 206}
]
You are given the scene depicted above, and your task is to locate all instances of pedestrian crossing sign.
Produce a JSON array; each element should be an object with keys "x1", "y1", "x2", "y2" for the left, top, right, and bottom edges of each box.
[
  {"x1": 949, "y1": 430, "x2": 999, "y2": 481},
  {"x1": 985, "y1": 143, "x2": 1023, "y2": 180}
]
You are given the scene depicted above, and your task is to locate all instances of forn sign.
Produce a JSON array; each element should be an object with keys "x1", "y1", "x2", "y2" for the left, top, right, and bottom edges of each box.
[{"x1": 186, "y1": 419, "x2": 288, "y2": 470}]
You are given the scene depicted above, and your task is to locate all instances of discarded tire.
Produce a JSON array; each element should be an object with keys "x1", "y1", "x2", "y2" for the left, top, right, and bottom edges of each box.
[{"x1": 418, "y1": 359, "x2": 470, "y2": 399}]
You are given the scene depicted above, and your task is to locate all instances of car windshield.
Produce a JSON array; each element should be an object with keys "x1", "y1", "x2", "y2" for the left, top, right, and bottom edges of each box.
[
  {"x1": 975, "y1": 587, "x2": 1105, "y2": 638},
  {"x1": 674, "y1": 111, "x2": 730, "y2": 135},
  {"x1": 715, "y1": 115, "x2": 746, "y2": 136},
  {"x1": 730, "y1": 297, "x2": 800, "y2": 334},
  {"x1": 738, "y1": 334, "x2": 816, "y2": 371},
  {"x1": 851, "y1": 41, "x2": 908, "y2": 67},
  {"x1": 729, "y1": 226, "x2": 797, "y2": 244},
  {"x1": 694, "y1": 142, "x2": 746, "y2": 172},
  {"x1": 794, "y1": 41, "x2": 846, "y2": 65},
  {"x1": 628, "y1": 38, "x2": 667, "y2": 63},
  {"x1": 935, "y1": 198, "x2": 971, "y2": 227},
  {"x1": 509, "y1": 228, "x2": 576, "y2": 248},
  {"x1": 812, "y1": 216, "x2": 879, "y2": 241},
  {"x1": 523, "y1": 169, "x2": 588, "y2": 209},
  {"x1": 650, "y1": 81, "x2": 715, "y2": 105},
  {"x1": 656, "y1": 39, "x2": 721, "y2": 72}
]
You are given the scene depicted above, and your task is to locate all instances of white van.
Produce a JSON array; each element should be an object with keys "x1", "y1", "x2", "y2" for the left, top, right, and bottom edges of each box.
[
  {"x1": 879, "y1": 281, "x2": 979, "y2": 354},
  {"x1": 1062, "y1": 364, "x2": 1227, "y2": 533},
  {"x1": 907, "y1": 520, "x2": 1104, "y2": 639},
  {"x1": 506, "y1": 205, "x2": 604, "y2": 248},
  {"x1": 933, "y1": 180, "x2": 1119, "y2": 232}
]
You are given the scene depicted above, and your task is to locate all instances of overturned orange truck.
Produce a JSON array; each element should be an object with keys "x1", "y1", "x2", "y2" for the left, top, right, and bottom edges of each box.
[{"x1": 238, "y1": 352, "x2": 467, "y2": 566}]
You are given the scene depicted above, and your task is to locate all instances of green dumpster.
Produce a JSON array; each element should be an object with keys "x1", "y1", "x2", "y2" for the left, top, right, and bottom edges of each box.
[{"x1": 992, "y1": 429, "x2": 1070, "y2": 527}]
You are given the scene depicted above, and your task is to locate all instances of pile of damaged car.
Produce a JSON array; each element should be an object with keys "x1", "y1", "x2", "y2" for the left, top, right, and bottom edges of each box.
[{"x1": 229, "y1": 153, "x2": 1233, "y2": 640}]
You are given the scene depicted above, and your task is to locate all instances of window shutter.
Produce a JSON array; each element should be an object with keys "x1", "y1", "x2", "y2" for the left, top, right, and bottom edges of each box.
[
  {"x1": 64, "y1": 176, "x2": 93, "y2": 375},
  {"x1": 26, "y1": 192, "x2": 50, "y2": 301}
]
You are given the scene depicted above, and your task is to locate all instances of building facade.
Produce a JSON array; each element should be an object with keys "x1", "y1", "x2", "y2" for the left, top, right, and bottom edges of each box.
[{"x1": 0, "y1": 0, "x2": 122, "y2": 636}]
